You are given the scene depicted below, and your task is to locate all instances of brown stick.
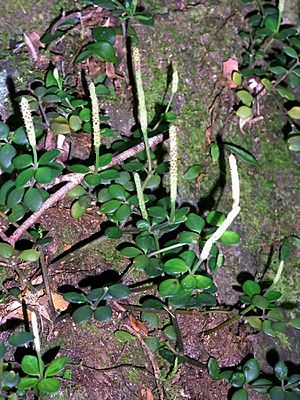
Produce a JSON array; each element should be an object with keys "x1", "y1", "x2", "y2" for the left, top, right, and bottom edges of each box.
[{"x1": 6, "y1": 134, "x2": 164, "y2": 246}]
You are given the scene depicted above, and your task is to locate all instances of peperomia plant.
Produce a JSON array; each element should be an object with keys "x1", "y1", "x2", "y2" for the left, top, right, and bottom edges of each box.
[
  {"x1": 208, "y1": 356, "x2": 300, "y2": 400},
  {"x1": 236, "y1": 0, "x2": 300, "y2": 150},
  {"x1": 0, "y1": 312, "x2": 69, "y2": 399}
]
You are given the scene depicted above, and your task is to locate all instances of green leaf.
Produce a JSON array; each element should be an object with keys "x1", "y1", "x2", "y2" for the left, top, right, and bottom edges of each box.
[
  {"x1": 72, "y1": 305, "x2": 93, "y2": 324},
  {"x1": 181, "y1": 274, "x2": 197, "y2": 290},
  {"x1": 45, "y1": 356, "x2": 69, "y2": 378},
  {"x1": 163, "y1": 325, "x2": 177, "y2": 341},
  {"x1": 0, "y1": 144, "x2": 17, "y2": 169},
  {"x1": 208, "y1": 357, "x2": 220, "y2": 380},
  {"x1": 142, "y1": 298, "x2": 164, "y2": 310},
  {"x1": 283, "y1": 45, "x2": 298, "y2": 59},
  {"x1": 67, "y1": 185, "x2": 86, "y2": 198},
  {"x1": 85, "y1": 173, "x2": 102, "y2": 189},
  {"x1": 12, "y1": 126, "x2": 28, "y2": 145},
  {"x1": 114, "y1": 330, "x2": 135, "y2": 342},
  {"x1": 289, "y1": 317, "x2": 300, "y2": 329},
  {"x1": 264, "y1": 15, "x2": 278, "y2": 32},
  {"x1": 276, "y1": 87, "x2": 295, "y2": 101},
  {"x1": 237, "y1": 90, "x2": 253, "y2": 106},
  {"x1": 108, "y1": 184, "x2": 126, "y2": 200},
  {"x1": 262, "y1": 78, "x2": 273, "y2": 91},
  {"x1": 100, "y1": 169, "x2": 120, "y2": 181},
  {"x1": 183, "y1": 165, "x2": 201, "y2": 180},
  {"x1": 267, "y1": 309, "x2": 284, "y2": 321},
  {"x1": 246, "y1": 316, "x2": 262, "y2": 329},
  {"x1": 0, "y1": 342, "x2": 5, "y2": 358},
  {"x1": 232, "y1": 388, "x2": 248, "y2": 400},
  {"x1": 242, "y1": 280, "x2": 261, "y2": 297},
  {"x1": 39, "y1": 150, "x2": 60, "y2": 165},
  {"x1": 236, "y1": 106, "x2": 252, "y2": 119},
  {"x1": 86, "y1": 288, "x2": 104, "y2": 302},
  {"x1": 287, "y1": 106, "x2": 300, "y2": 120},
  {"x1": 224, "y1": 143, "x2": 258, "y2": 165},
  {"x1": 163, "y1": 258, "x2": 190, "y2": 275},
  {"x1": 269, "y1": 66, "x2": 287, "y2": 75},
  {"x1": 0, "y1": 180, "x2": 15, "y2": 205},
  {"x1": 220, "y1": 231, "x2": 240, "y2": 244},
  {"x1": 8, "y1": 331, "x2": 34, "y2": 347},
  {"x1": 71, "y1": 200, "x2": 86, "y2": 219},
  {"x1": 232, "y1": 71, "x2": 242, "y2": 86},
  {"x1": 141, "y1": 312, "x2": 159, "y2": 329},
  {"x1": 178, "y1": 231, "x2": 199, "y2": 244},
  {"x1": 0, "y1": 243, "x2": 14, "y2": 259},
  {"x1": 17, "y1": 377, "x2": 38, "y2": 390},
  {"x1": 23, "y1": 188, "x2": 43, "y2": 212},
  {"x1": 108, "y1": 284, "x2": 130, "y2": 299},
  {"x1": 120, "y1": 247, "x2": 142, "y2": 258},
  {"x1": 195, "y1": 274, "x2": 212, "y2": 289},
  {"x1": 69, "y1": 115, "x2": 82, "y2": 131},
  {"x1": 13, "y1": 154, "x2": 33, "y2": 170},
  {"x1": 94, "y1": 306, "x2": 112, "y2": 322},
  {"x1": 144, "y1": 337, "x2": 159, "y2": 353},
  {"x1": 115, "y1": 204, "x2": 131, "y2": 223},
  {"x1": 185, "y1": 213, "x2": 205, "y2": 233},
  {"x1": 38, "y1": 378, "x2": 60, "y2": 393},
  {"x1": 262, "y1": 320, "x2": 275, "y2": 337},
  {"x1": 264, "y1": 291, "x2": 282, "y2": 301},
  {"x1": 18, "y1": 249, "x2": 40, "y2": 262},
  {"x1": 210, "y1": 143, "x2": 220, "y2": 162},
  {"x1": 274, "y1": 361, "x2": 288, "y2": 380},
  {"x1": 105, "y1": 226, "x2": 123, "y2": 239},
  {"x1": 98, "y1": 153, "x2": 113, "y2": 168},
  {"x1": 92, "y1": 27, "x2": 115, "y2": 44},
  {"x1": 78, "y1": 41, "x2": 118, "y2": 64},
  {"x1": 145, "y1": 175, "x2": 161, "y2": 189},
  {"x1": 100, "y1": 199, "x2": 122, "y2": 214},
  {"x1": 206, "y1": 211, "x2": 225, "y2": 226},
  {"x1": 63, "y1": 292, "x2": 87, "y2": 303},
  {"x1": 269, "y1": 386, "x2": 286, "y2": 400},
  {"x1": 280, "y1": 238, "x2": 292, "y2": 261},
  {"x1": 230, "y1": 372, "x2": 246, "y2": 387},
  {"x1": 251, "y1": 378, "x2": 272, "y2": 393},
  {"x1": 243, "y1": 358, "x2": 260, "y2": 383},
  {"x1": 21, "y1": 355, "x2": 41, "y2": 376},
  {"x1": 159, "y1": 279, "x2": 181, "y2": 297},
  {"x1": 251, "y1": 294, "x2": 269, "y2": 309},
  {"x1": 35, "y1": 166, "x2": 60, "y2": 184},
  {"x1": 50, "y1": 115, "x2": 71, "y2": 134},
  {"x1": 134, "y1": 13, "x2": 154, "y2": 26},
  {"x1": 288, "y1": 135, "x2": 300, "y2": 152},
  {"x1": 0, "y1": 121, "x2": 10, "y2": 139},
  {"x1": 15, "y1": 167, "x2": 35, "y2": 187},
  {"x1": 68, "y1": 164, "x2": 90, "y2": 173}
]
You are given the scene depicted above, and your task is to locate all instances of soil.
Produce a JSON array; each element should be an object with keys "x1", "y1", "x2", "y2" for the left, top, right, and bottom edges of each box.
[{"x1": 0, "y1": 1, "x2": 299, "y2": 400}]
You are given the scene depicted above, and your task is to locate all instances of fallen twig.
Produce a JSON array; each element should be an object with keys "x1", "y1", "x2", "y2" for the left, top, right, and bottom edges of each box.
[{"x1": 4, "y1": 133, "x2": 164, "y2": 246}]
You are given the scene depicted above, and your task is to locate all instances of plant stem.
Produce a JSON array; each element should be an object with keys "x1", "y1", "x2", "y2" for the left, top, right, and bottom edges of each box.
[
  {"x1": 95, "y1": 145, "x2": 100, "y2": 173},
  {"x1": 148, "y1": 242, "x2": 185, "y2": 257}
]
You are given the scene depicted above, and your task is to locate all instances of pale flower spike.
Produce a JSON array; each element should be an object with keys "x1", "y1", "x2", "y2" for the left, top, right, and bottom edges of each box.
[
  {"x1": 31, "y1": 311, "x2": 41, "y2": 353},
  {"x1": 134, "y1": 172, "x2": 148, "y2": 221},
  {"x1": 89, "y1": 82, "x2": 101, "y2": 148},
  {"x1": 199, "y1": 154, "x2": 240, "y2": 262},
  {"x1": 171, "y1": 69, "x2": 179, "y2": 95},
  {"x1": 132, "y1": 47, "x2": 148, "y2": 135},
  {"x1": 169, "y1": 125, "x2": 178, "y2": 221},
  {"x1": 20, "y1": 97, "x2": 36, "y2": 149}
]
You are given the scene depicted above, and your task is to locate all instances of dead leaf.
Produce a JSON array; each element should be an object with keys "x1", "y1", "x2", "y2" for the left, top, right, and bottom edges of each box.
[
  {"x1": 223, "y1": 58, "x2": 239, "y2": 88},
  {"x1": 139, "y1": 387, "x2": 154, "y2": 400},
  {"x1": 23, "y1": 32, "x2": 49, "y2": 68},
  {"x1": 129, "y1": 314, "x2": 148, "y2": 335},
  {"x1": 52, "y1": 291, "x2": 69, "y2": 312}
]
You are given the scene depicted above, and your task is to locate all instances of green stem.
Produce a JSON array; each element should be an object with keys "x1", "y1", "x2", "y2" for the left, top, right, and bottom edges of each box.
[
  {"x1": 32, "y1": 145, "x2": 38, "y2": 169},
  {"x1": 0, "y1": 358, "x2": 3, "y2": 392},
  {"x1": 95, "y1": 145, "x2": 100, "y2": 173},
  {"x1": 147, "y1": 242, "x2": 185, "y2": 257}
]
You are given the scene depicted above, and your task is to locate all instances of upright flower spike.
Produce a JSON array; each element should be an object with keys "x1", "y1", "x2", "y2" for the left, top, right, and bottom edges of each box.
[
  {"x1": 169, "y1": 125, "x2": 178, "y2": 222},
  {"x1": 171, "y1": 69, "x2": 178, "y2": 95},
  {"x1": 89, "y1": 82, "x2": 101, "y2": 172},
  {"x1": 134, "y1": 172, "x2": 148, "y2": 221},
  {"x1": 20, "y1": 97, "x2": 38, "y2": 167},
  {"x1": 132, "y1": 47, "x2": 152, "y2": 172}
]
